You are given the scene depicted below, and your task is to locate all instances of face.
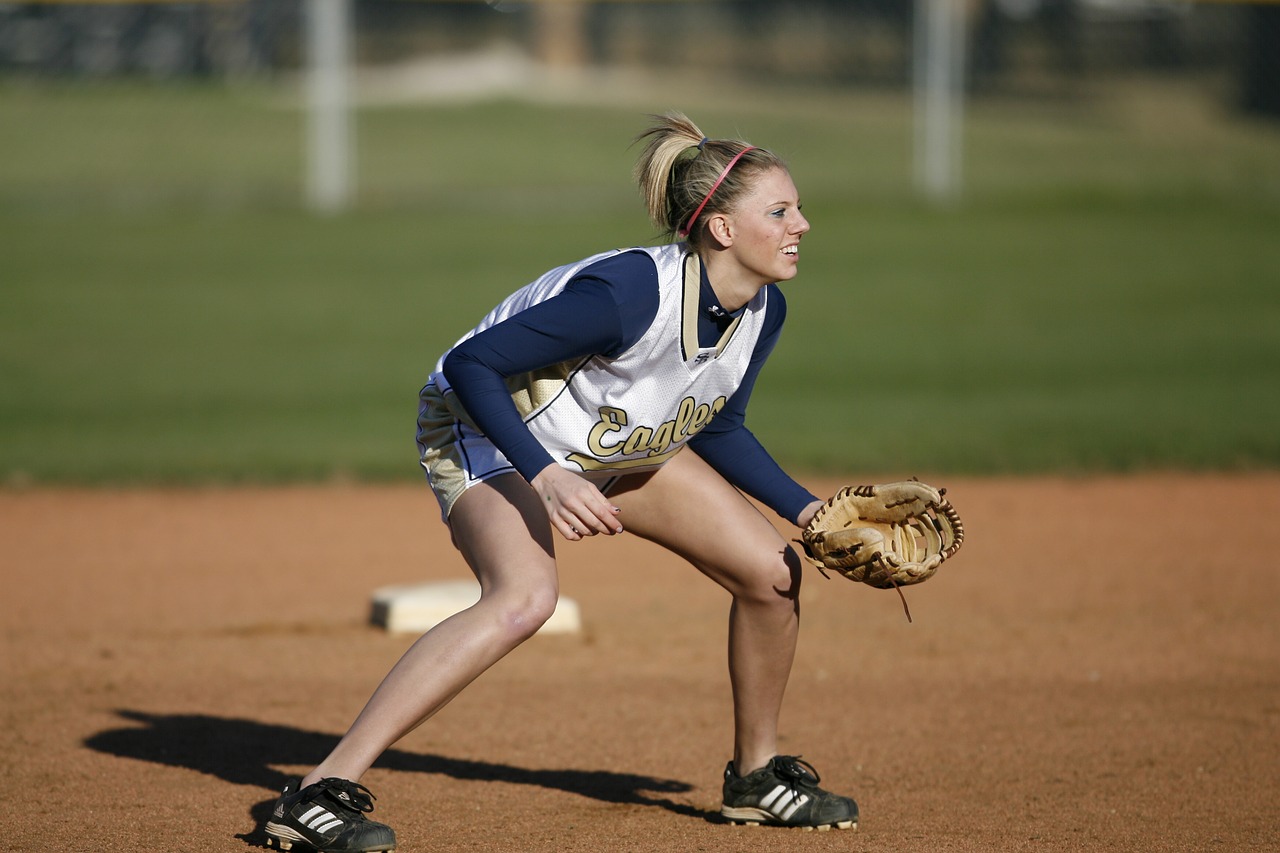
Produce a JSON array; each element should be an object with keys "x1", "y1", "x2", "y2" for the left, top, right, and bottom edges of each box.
[{"x1": 719, "y1": 167, "x2": 809, "y2": 284}]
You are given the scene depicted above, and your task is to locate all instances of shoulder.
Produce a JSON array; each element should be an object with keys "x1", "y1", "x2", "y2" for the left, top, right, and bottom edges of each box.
[
  {"x1": 568, "y1": 249, "x2": 665, "y2": 354},
  {"x1": 764, "y1": 283, "x2": 787, "y2": 311},
  {"x1": 761, "y1": 284, "x2": 788, "y2": 329},
  {"x1": 571, "y1": 249, "x2": 661, "y2": 316},
  {"x1": 577, "y1": 248, "x2": 661, "y2": 287}
]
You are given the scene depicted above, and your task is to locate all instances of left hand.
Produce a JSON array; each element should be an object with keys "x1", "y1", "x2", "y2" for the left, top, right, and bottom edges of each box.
[{"x1": 795, "y1": 498, "x2": 823, "y2": 529}]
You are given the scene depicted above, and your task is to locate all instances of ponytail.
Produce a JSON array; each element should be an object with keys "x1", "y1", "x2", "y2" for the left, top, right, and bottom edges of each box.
[{"x1": 633, "y1": 112, "x2": 784, "y2": 247}]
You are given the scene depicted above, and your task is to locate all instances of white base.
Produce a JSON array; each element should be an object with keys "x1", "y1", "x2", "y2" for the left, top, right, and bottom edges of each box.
[{"x1": 369, "y1": 580, "x2": 582, "y2": 636}]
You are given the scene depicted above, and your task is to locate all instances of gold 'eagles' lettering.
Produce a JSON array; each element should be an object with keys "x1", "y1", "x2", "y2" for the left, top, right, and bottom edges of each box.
[{"x1": 569, "y1": 396, "x2": 726, "y2": 471}]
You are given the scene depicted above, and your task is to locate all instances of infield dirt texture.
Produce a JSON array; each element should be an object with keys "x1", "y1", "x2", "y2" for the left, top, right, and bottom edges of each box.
[{"x1": 3, "y1": 474, "x2": 1277, "y2": 852}]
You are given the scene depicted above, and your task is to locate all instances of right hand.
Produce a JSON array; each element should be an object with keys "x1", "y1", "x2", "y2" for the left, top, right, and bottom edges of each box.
[{"x1": 530, "y1": 464, "x2": 624, "y2": 541}]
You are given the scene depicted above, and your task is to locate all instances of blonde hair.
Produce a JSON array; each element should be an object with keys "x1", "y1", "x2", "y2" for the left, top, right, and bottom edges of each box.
[{"x1": 633, "y1": 112, "x2": 786, "y2": 248}]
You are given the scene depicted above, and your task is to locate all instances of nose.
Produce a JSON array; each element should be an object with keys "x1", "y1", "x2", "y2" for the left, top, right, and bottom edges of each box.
[{"x1": 792, "y1": 209, "x2": 810, "y2": 235}]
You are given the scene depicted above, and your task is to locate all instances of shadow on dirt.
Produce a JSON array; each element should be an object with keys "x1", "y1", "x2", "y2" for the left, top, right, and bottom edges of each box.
[{"x1": 85, "y1": 709, "x2": 709, "y2": 846}]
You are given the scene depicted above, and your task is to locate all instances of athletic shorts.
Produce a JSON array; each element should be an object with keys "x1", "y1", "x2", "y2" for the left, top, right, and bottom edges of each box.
[{"x1": 416, "y1": 381, "x2": 624, "y2": 520}]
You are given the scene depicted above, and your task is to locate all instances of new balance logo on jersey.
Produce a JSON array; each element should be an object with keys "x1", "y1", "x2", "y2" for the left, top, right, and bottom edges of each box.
[
  {"x1": 298, "y1": 804, "x2": 344, "y2": 835},
  {"x1": 758, "y1": 785, "x2": 811, "y2": 822}
]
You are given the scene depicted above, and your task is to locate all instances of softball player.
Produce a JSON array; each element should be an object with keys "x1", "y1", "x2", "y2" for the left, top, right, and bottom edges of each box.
[{"x1": 263, "y1": 112, "x2": 857, "y2": 852}]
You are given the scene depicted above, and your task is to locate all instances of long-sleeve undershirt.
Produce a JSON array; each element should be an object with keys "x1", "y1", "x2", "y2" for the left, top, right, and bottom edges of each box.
[{"x1": 441, "y1": 251, "x2": 817, "y2": 523}]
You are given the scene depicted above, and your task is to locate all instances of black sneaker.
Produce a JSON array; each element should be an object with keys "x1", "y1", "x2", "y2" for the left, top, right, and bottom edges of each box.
[
  {"x1": 720, "y1": 755, "x2": 858, "y2": 831},
  {"x1": 264, "y1": 778, "x2": 397, "y2": 852}
]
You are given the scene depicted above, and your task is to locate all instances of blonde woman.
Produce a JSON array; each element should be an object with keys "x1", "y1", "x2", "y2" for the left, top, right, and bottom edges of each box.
[{"x1": 264, "y1": 112, "x2": 857, "y2": 853}]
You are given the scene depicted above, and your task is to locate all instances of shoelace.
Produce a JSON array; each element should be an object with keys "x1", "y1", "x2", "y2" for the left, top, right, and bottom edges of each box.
[
  {"x1": 771, "y1": 755, "x2": 821, "y2": 787},
  {"x1": 315, "y1": 778, "x2": 377, "y2": 814}
]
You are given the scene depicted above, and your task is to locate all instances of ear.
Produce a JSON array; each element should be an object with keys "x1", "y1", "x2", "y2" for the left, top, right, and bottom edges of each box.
[{"x1": 705, "y1": 212, "x2": 734, "y2": 249}]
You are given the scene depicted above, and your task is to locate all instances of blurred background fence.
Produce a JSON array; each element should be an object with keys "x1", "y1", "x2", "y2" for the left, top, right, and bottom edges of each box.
[
  {"x1": 2, "y1": 0, "x2": 1278, "y2": 111},
  {"x1": 3, "y1": 0, "x2": 1279, "y2": 209}
]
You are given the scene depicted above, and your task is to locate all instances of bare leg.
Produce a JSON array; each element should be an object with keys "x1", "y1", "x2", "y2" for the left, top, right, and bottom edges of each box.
[
  {"x1": 302, "y1": 474, "x2": 559, "y2": 786},
  {"x1": 610, "y1": 450, "x2": 802, "y2": 776}
]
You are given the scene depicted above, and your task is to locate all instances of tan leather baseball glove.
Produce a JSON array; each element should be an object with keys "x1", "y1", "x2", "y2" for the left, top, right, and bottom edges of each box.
[{"x1": 797, "y1": 479, "x2": 964, "y2": 619}]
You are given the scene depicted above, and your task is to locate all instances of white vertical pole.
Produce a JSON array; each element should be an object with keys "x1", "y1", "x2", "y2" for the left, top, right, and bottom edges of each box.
[
  {"x1": 914, "y1": 0, "x2": 966, "y2": 202},
  {"x1": 306, "y1": 0, "x2": 354, "y2": 213}
]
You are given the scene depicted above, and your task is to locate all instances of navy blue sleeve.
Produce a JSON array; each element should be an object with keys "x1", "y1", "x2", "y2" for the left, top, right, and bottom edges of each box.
[
  {"x1": 688, "y1": 286, "x2": 819, "y2": 524},
  {"x1": 441, "y1": 253, "x2": 659, "y2": 481}
]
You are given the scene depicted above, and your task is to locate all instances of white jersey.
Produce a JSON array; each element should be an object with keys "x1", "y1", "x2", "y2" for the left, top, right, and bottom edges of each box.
[{"x1": 426, "y1": 242, "x2": 769, "y2": 478}]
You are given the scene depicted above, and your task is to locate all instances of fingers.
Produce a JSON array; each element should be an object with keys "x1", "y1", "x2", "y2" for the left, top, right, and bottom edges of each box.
[
  {"x1": 557, "y1": 505, "x2": 623, "y2": 541},
  {"x1": 559, "y1": 493, "x2": 623, "y2": 540},
  {"x1": 531, "y1": 464, "x2": 625, "y2": 541},
  {"x1": 558, "y1": 504, "x2": 623, "y2": 541}
]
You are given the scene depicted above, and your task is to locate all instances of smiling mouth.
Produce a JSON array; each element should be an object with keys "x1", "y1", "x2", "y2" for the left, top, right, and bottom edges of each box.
[{"x1": 782, "y1": 245, "x2": 799, "y2": 256}]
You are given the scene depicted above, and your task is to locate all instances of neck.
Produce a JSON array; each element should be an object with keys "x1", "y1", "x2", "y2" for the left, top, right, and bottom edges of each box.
[{"x1": 700, "y1": 248, "x2": 766, "y2": 312}]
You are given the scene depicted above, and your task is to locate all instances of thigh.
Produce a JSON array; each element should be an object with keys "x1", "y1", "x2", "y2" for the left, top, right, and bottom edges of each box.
[
  {"x1": 448, "y1": 473, "x2": 559, "y2": 597},
  {"x1": 610, "y1": 450, "x2": 800, "y2": 599}
]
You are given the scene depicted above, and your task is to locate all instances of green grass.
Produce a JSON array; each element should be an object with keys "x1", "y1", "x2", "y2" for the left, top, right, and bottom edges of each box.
[{"x1": 2, "y1": 79, "x2": 1278, "y2": 484}]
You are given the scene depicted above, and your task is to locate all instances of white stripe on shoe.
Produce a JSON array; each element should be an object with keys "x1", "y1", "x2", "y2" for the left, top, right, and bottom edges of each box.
[
  {"x1": 757, "y1": 785, "x2": 810, "y2": 821},
  {"x1": 299, "y1": 804, "x2": 344, "y2": 834}
]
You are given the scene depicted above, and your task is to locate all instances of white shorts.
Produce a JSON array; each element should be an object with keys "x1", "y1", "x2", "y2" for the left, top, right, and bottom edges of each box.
[{"x1": 415, "y1": 381, "x2": 623, "y2": 520}]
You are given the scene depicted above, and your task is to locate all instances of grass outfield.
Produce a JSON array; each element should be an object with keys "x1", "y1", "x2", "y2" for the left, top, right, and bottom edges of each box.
[{"x1": 2, "y1": 81, "x2": 1278, "y2": 484}]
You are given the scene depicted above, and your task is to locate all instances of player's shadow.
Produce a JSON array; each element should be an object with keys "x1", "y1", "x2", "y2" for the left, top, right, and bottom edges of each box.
[{"x1": 84, "y1": 709, "x2": 709, "y2": 847}]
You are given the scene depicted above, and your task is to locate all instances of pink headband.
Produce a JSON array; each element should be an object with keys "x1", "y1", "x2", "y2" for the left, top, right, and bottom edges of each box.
[{"x1": 679, "y1": 145, "x2": 757, "y2": 238}]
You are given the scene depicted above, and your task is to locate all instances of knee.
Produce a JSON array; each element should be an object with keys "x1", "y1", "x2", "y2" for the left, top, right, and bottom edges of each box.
[
  {"x1": 736, "y1": 545, "x2": 804, "y2": 607},
  {"x1": 482, "y1": 585, "x2": 559, "y2": 644}
]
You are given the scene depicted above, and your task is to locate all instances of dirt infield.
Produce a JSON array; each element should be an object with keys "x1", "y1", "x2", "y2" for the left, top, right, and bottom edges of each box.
[{"x1": 3, "y1": 475, "x2": 1278, "y2": 853}]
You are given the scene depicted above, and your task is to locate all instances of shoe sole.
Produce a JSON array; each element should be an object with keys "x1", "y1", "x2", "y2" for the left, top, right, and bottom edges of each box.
[
  {"x1": 721, "y1": 807, "x2": 856, "y2": 832},
  {"x1": 264, "y1": 821, "x2": 396, "y2": 853}
]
